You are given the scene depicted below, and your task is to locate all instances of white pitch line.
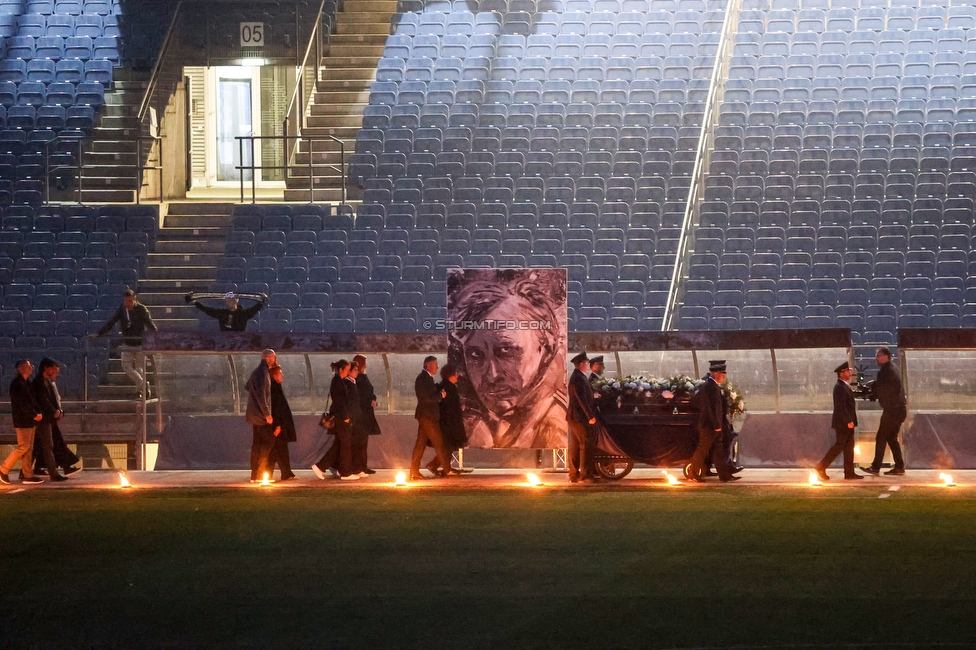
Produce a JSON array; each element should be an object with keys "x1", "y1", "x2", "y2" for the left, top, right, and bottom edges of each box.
[
  {"x1": 889, "y1": 485, "x2": 901, "y2": 491},
  {"x1": 878, "y1": 493, "x2": 891, "y2": 499},
  {"x1": 5, "y1": 488, "x2": 24, "y2": 494}
]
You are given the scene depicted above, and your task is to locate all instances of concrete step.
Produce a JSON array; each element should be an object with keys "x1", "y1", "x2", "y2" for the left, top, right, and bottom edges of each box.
[
  {"x1": 283, "y1": 187, "x2": 352, "y2": 202},
  {"x1": 327, "y1": 43, "x2": 386, "y2": 58},
  {"x1": 343, "y1": 0, "x2": 398, "y2": 11},
  {"x1": 313, "y1": 89, "x2": 372, "y2": 104},
  {"x1": 315, "y1": 79, "x2": 373, "y2": 92},
  {"x1": 84, "y1": 151, "x2": 140, "y2": 166},
  {"x1": 166, "y1": 202, "x2": 234, "y2": 216},
  {"x1": 75, "y1": 189, "x2": 137, "y2": 202},
  {"x1": 293, "y1": 149, "x2": 352, "y2": 164},
  {"x1": 144, "y1": 266, "x2": 217, "y2": 280},
  {"x1": 137, "y1": 292, "x2": 197, "y2": 307},
  {"x1": 333, "y1": 25, "x2": 390, "y2": 37},
  {"x1": 319, "y1": 66, "x2": 375, "y2": 81},
  {"x1": 321, "y1": 55, "x2": 382, "y2": 68},
  {"x1": 295, "y1": 125, "x2": 360, "y2": 139},
  {"x1": 142, "y1": 305, "x2": 200, "y2": 320},
  {"x1": 90, "y1": 139, "x2": 138, "y2": 154},
  {"x1": 148, "y1": 252, "x2": 224, "y2": 266},
  {"x1": 306, "y1": 114, "x2": 365, "y2": 128},
  {"x1": 309, "y1": 102, "x2": 368, "y2": 116},
  {"x1": 163, "y1": 213, "x2": 232, "y2": 228},
  {"x1": 152, "y1": 239, "x2": 225, "y2": 254},
  {"x1": 136, "y1": 278, "x2": 217, "y2": 292},
  {"x1": 101, "y1": 103, "x2": 140, "y2": 117},
  {"x1": 154, "y1": 226, "x2": 229, "y2": 239},
  {"x1": 339, "y1": 11, "x2": 394, "y2": 22}
]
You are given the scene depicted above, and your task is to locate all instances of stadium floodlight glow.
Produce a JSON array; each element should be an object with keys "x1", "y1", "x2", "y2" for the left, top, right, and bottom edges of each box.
[
  {"x1": 119, "y1": 472, "x2": 131, "y2": 489},
  {"x1": 526, "y1": 473, "x2": 543, "y2": 487},
  {"x1": 808, "y1": 471, "x2": 823, "y2": 487},
  {"x1": 662, "y1": 470, "x2": 680, "y2": 486},
  {"x1": 394, "y1": 471, "x2": 408, "y2": 487},
  {"x1": 939, "y1": 473, "x2": 956, "y2": 487}
]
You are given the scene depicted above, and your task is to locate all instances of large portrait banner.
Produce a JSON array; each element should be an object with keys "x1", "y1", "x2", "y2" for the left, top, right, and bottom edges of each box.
[{"x1": 446, "y1": 268, "x2": 568, "y2": 449}]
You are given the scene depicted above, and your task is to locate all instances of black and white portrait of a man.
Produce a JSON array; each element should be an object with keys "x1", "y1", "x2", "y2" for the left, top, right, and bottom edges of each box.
[{"x1": 447, "y1": 268, "x2": 568, "y2": 449}]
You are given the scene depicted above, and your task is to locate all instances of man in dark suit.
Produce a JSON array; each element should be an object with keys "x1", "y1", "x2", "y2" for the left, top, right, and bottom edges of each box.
[
  {"x1": 815, "y1": 361, "x2": 864, "y2": 481},
  {"x1": 409, "y1": 356, "x2": 457, "y2": 481},
  {"x1": 567, "y1": 351, "x2": 599, "y2": 483},
  {"x1": 246, "y1": 349, "x2": 277, "y2": 483},
  {"x1": 689, "y1": 361, "x2": 738, "y2": 483},
  {"x1": 862, "y1": 346, "x2": 907, "y2": 476},
  {"x1": 31, "y1": 358, "x2": 69, "y2": 482},
  {"x1": 0, "y1": 359, "x2": 44, "y2": 485},
  {"x1": 30, "y1": 357, "x2": 81, "y2": 478}
]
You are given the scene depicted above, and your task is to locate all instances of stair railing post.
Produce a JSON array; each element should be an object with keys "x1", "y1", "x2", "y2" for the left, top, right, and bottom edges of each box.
[
  {"x1": 136, "y1": 137, "x2": 143, "y2": 205},
  {"x1": 239, "y1": 136, "x2": 245, "y2": 204},
  {"x1": 308, "y1": 137, "x2": 314, "y2": 202},
  {"x1": 251, "y1": 135, "x2": 257, "y2": 204},
  {"x1": 76, "y1": 139, "x2": 83, "y2": 204}
]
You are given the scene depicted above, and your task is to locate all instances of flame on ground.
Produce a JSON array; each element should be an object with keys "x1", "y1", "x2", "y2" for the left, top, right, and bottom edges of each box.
[
  {"x1": 939, "y1": 472, "x2": 956, "y2": 487},
  {"x1": 260, "y1": 472, "x2": 271, "y2": 486},
  {"x1": 526, "y1": 473, "x2": 543, "y2": 487},
  {"x1": 119, "y1": 473, "x2": 131, "y2": 489},
  {"x1": 808, "y1": 471, "x2": 823, "y2": 486},
  {"x1": 854, "y1": 445, "x2": 861, "y2": 455},
  {"x1": 394, "y1": 471, "x2": 407, "y2": 486},
  {"x1": 662, "y1": 470, "x2": 680, "y2": 486}
]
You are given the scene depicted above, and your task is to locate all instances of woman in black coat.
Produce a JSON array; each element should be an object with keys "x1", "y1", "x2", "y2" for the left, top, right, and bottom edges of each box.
[
  {"x1": 352, "y1": 355, "x2": 382, "y2": 474},
  {"x1": 427, "y1": 364, "x2": 467, "y2": 475},
  {"x1": 312, "y1": 359, "x2": 359, "y2": 480},
  {"x1": 268, "y1": 364, "x2": 297, "y2": 481}
]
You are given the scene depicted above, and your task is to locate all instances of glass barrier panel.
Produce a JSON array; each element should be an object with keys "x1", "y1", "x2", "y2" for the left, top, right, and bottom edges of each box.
[
  {"x1": 387, "y1": 353, "x2": 437, "y2": 414},
  {"x1": 905, "y1": 350, "x2": 976, "y2": 412},
  {"x1": 775, "y1": 347, "x2": 849, "y2": 412},
  {"x1": 155, "y1": 354, "x2": 236, "y2": 414},
  {"x1": 697, "y1": 349, "x2": 775, "y2": 413},
  {"x1": 617, "y1": 351, "x2": 697, "y2": 380}
]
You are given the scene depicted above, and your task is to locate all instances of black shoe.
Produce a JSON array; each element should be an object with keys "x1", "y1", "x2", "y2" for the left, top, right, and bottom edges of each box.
[
  {"x1": 363, "y1": 468, "x2": 376, "y2": 475},
  {"x1": 815, "y1": 468, "x2": 830, "y2": 482},
  {"x1": 21, "y1": 476, "x2": 43, "y2": 484},
  {"x1": 280, "y1": 474, "x2": 298, "y2": 481},
  {"x1": 705, "y1": 469, "x2": 718, "y2": 477},
  {"x1": 64, "y1": 466, "x2": 83, "y2": 477},
  {"x1": 50, "y1": 474, "x2": 68, "y2": 482},
  {"x1": 884, "y1": 468, "x2": 905, "y2": 476},
  {"x1": 844, "y1": 474, "x2": 865, "y2": 480},
  {"x1": 732, "y1": 465, "x2": 745, "y2": 474},
  {"x1": 0, "y1": 471, "x2": 9, "y2": 485},
  {"x1": 720, "y1": 475, "x2": 742, "y2": 482},
  {"x1": 862, "y1": 466, "x2": 881, "y2": 476},
  {"x1": 443, "y1": 469, "x2": 461, "y2": 477}
]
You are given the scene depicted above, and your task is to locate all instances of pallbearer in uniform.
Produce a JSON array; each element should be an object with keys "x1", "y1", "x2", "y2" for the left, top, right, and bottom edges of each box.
[
  {"x1": 862, "y1": 346, "x2": 907, "y2": 476},
  {"x1": 567, "y1": 351, "x2": 599, "y2": 483},
  {"x1": 815, "y1": 362, "x2": 864, "y2": 481},
  {"x1": 689, "y1": 361, "x2": 739, "y2": 483},
  {"x1": 588, "y1": 356, "x2": 605, "y2": 384}
]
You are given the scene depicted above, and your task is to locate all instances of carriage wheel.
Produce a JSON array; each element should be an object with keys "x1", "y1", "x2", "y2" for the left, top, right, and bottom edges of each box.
[
  {"x1": 594, "y1": 460, "x2": 634, "y2": 480},
  {"x1": 683, "y1": 463, "x2": 694, "y2": 479}
]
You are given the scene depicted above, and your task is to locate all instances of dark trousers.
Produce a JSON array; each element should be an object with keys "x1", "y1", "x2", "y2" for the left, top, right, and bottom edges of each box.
[
  {"x1": 410, "y1": 418, "x2": 452, "y2": 476},
  {"x1": 250, "y1": 424, "x2": 277, "y2": 480},
  {"x1": 270, "y1": 434, "x2": 294, "y2": 479},
  {"x1": 33, "y1": 421, "x2": 61, "y2": 479},
  {"x1": 567, "y1": 420, "x2": 593, "y2": 481},
  {"x1": 871, "y1": 407, "x2": 907, "y2": 471},
  {"x1": 691, "y1": 425, "x2": 732, "y2": 480},
  {"x1": 707, "y1": 428, "x2": 736, "y2": 470},
  {"x1": 351, "y1": 425, "x2": 369, "y2": 474},
  {"x1": 817, "y1": 427, "x2": 856, "y2": 477},
  {"x1": 33, "y1": 424, "x2": 79, "y2": 472},
  {"x1": 316, "y1": 421, "x2": 354, "y2": 477}
]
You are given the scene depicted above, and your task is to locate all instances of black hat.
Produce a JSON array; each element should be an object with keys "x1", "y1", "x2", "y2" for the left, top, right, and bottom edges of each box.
[
  {"x1": 590, "y1": 355, "x2": 604, "y2": 365},
  {"x1": 709, "y1": 360, "x2": 727, "y2": 373},
  {"x1": 834, "y1": 361, "x2": 851, "y2": 373},
  {"x1": 571, "y1": 351, "x2": 589, "y2": 365}
]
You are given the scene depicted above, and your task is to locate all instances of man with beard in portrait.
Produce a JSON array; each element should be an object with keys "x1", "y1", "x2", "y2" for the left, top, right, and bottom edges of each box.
[{"x1": 448, "y1": 270, "x2": 567, "y2": 449}]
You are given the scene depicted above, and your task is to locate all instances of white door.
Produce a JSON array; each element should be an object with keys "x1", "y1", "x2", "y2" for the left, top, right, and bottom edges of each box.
[{"x1": 205, "y1": 66, "x2": 262, "y2": 186}]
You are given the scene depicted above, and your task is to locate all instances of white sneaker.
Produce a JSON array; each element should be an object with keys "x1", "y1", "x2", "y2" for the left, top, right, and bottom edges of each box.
[
  {"x1": 311, "y1": 465, "x2": 325, "y2": 480},
  {"x1": 339, "y1": 474, "x2": 361, "y2": 481},
  {"x1": 328, "y1": 467, "x2": 340, "y2": 479},
  {"x1": 357, "y1": 472, "x2": 368, "y2": 477}
]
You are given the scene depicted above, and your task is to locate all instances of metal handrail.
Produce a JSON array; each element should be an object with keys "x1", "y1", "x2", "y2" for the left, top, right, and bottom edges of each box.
[
  {"x1": 283, "y1": 0, "x2": 328, "y2": 160},
  {"x1": 235, "y1": 133, "x2": 346, "y2": 205},
  {"x1": 137, "y1": 1, "x2": 184, "y2": 124}
]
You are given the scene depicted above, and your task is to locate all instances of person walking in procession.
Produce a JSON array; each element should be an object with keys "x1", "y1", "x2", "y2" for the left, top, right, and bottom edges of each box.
[
  {"x1": 268, "y1": 364, "x2": 297, "y2": 481},
  {"x1": 815, "y1": 362, "x2": 864, "y2": 481},
  {"x1": 246, "y1": 349, "x2": 277, "y2": 483},
  {"x1": 689, "y1": 361, "x2": 739, "y2": 483},
  {"x1": 351, "y1": 355, "x2": 381, "y2": 474},
  {"x1": 862, "y1": 347, "x2": 907, "y2": 476},
  {"x1": 312, "y1": 360, "x2": 360, "y2": 480},
  {"x1": 409, "y1": 356, "x2": 457, "y2": 481},
  {"x1": 567, "y1": 351, "x2": 599, "y2": 483},
  {"x1": 0, "y1": 360, "x2": 44, "y2": 485},
  {"x1": 30, "y1": 358, "x2": 81, "y2": 478}
]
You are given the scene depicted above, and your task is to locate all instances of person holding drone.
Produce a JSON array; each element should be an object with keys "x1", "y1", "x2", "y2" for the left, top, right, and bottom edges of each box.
[{"x1": 186, "y1": 291, "x2": 267, "y2": 332}]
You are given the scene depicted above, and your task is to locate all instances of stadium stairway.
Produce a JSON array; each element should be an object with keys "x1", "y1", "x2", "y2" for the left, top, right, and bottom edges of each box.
[
  {"x1": 135, "y1": 203, "x2": 233, "y2": 331},
  {"x1": 283, "y1": 0, "x2": 398, "y2": 202}
]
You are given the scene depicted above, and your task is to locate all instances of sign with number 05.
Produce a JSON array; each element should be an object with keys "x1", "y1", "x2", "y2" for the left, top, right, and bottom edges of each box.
[{"x1": 240, "y1": 22, "x2": 264, "y2": 47}]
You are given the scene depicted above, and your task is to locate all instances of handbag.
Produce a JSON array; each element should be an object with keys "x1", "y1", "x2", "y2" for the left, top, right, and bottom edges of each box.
[{"x1": 319, "y1": 393, "x2": 335, "y2": 430}]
